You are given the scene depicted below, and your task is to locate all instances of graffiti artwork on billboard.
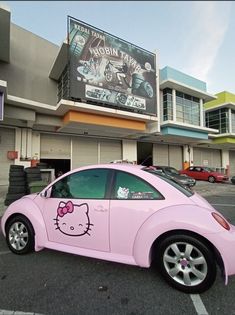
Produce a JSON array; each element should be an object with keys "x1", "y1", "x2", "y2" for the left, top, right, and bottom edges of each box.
[
  {"x1": 68, "y1": 17, "x2": 156, "y2": 115},
  {"x1": 85, "y1": 85, "x2": 146, "y2": 110}
]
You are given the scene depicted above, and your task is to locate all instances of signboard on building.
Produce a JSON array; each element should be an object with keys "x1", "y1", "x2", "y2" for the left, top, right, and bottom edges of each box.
[
  {"x1": 68, "y1": 16, "x2": 157, "y2": 115},
  {"x1": 0, "y1": 92, "x2": 4, "y2": 121}
]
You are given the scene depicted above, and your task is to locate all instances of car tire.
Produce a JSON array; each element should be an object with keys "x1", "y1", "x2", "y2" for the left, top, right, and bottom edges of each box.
[
  {"x1": 5, "y1": 215, "x2": 35, "y2": 255},
  {"x1": 208, "y1": 176, "x2": 215, "y2": 183},
  {"x1": 10, "y1": 165, "x2": 24, "y2": 171},
  {"x1": 157, "y1": 234, "x2": 216, "y2": 293}
]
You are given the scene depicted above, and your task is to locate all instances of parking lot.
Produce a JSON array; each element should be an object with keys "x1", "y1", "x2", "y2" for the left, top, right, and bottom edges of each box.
[{"x1": 0, "y1": 181, "x2": 235, "y2": 314}]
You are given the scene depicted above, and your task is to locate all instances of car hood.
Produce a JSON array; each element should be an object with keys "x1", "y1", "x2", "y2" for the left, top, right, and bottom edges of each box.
[{"x1": 21, "y1": 193, "x2": 38, "y2": 200}]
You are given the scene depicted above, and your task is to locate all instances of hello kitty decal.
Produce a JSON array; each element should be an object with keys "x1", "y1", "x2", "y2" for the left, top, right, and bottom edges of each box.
[
  {"x1": 54, "y1": 201, "x2": 93, "y2": 236},
  {"x1": 117, "y1": 187, "x2": 129, "y2": 199}
]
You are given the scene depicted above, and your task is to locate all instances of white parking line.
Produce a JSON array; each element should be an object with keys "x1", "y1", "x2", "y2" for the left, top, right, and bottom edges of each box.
[
  {"x1": 211, "y1": 203, "x2": 235, "y2": 207},
  {"x1": 0, "y1": 309, "x2": 43, "y2": 314},
  {"x1": 190, "y1": 294, "x2": 208, "y2": 315},
  {"x1": 0, "y1": 251, "x2": 11, "y2": 255}
]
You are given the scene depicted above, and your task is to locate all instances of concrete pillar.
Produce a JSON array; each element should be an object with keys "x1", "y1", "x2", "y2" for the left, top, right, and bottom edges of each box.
[
  {"x1": 154, "y1": 50, "x2": 160, "y2": 131},
  {"x1": 183, "y1": 145, "x2": 193, "y2": 168},
  {"x1": 228, "y1": 108, "x2": 232, "y2": 133},
  {"x1": 122, "y1": 140, "x2": 137, "y2": 163},
  {"x1": 172, "y1": 89, "x2": 176, "y2": 122},
  {"x1": 31, "y1": 131, "x2": 40, "y2": 160},
  {"x1": 200, "y1": 99, "x2": 204, "y2": 127},
  {"x1": 221, "y1": 149, "x2": 230, "y2": 176},
  {"x1": 14, "y1": 128, "x2": 31, "y2": 167}
]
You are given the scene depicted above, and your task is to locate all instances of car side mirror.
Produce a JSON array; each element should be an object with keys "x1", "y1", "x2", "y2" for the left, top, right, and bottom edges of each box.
[{"x1": 40, "y1": 187, "x2": 52, "y2": 198}]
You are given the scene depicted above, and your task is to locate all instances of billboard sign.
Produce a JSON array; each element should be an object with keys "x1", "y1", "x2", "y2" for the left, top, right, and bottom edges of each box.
[
  {"x1": 0, "y1": 92, "x2": 4, "y2": 121},
  {"x1": 68, "y1": 17, "x2": 157, "y2": 115}
]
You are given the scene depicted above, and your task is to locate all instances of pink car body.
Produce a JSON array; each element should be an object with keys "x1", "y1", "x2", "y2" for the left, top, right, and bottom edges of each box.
[{"x1": 1, "y1": 164, "x2": 235, "y2": 293}]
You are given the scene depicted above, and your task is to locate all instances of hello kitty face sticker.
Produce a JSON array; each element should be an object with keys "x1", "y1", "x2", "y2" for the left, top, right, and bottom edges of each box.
[
  {"x1": 117, "y1": 187, "x2": 129, "y2": 199},
  {"x1": 54, "y1": 201, "x2": 93, "y2": 236}
]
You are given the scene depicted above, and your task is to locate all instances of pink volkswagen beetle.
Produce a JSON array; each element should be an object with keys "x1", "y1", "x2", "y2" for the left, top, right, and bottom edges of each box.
[{"x1": 1, "y1": 164, "x2": 235, "y2": 293}]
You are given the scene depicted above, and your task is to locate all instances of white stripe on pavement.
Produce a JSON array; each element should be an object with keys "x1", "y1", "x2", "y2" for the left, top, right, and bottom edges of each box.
[
  {"x1": 0, "y1": 310, "x2": 43, "y2": 315},
  {"x1": 211, "y1": 203, "x2": 235, "y2": 207},
  {"x1": 190, "y1": 294, "x2": 208, "y2": 315}
]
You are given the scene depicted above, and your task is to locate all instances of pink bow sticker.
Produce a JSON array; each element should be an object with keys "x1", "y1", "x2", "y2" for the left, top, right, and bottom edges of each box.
[{"x1": 57, "y1": 201, "x2": 74, "y2": 217}]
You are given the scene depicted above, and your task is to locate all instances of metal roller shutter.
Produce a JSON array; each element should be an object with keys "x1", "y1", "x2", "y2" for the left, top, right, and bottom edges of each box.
[
  {"x1": 193, "y1": 148, "x2": 221, "y2": 167},
  {"x1": 72, "y1": 137, "x2": 98, "y2": 169},
  {"x1": 0, "y1": 128, "x2": 15, "y2": 185},
  {"x1": 40, "y1": 134, "x2": 70, "y2": 159},
  {"x1": 153, "y1": 144, "x2": 169, "y2": 166},
  {"x1": 100, "y1": 140, "x2": 122, "y2": 163},
  {"x1": 229, "y1": 151, "x2": 235, "y2": 175},
  {"x1": 153, "y1": 144, "x2": 183, "y2": 169},
  {"x1": 169, "y1": 145, "x2": 183, "y2": 170}
]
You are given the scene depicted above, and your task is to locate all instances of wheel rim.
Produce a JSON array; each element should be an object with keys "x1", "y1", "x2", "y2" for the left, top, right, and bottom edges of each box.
[
  {"x1": 209, "y1": 176, "x2": 215, "y2": 183},
  {"x1": 163, "y1": 242, "x2": 208, "y2": 287},
  {"x1": 8, "y1": 221, "x2": 29, "y2": 251}
]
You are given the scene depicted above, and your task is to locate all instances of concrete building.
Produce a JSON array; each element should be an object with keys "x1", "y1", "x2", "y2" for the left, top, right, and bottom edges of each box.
[
  {"x1": 0, "y1": 6, "x2": 228, "y2": 186},
  {"x1": 205, "y1": 91, "x2": 235, "y2": 175}
]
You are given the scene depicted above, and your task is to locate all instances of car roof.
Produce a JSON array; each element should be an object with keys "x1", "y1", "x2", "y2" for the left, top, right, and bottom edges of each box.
[
  {"x1": 70, "y1": 163, "x2": 144, "y2": 173},
  {"x1": 154, "y1": 166, "x2": 176, "y2": 169}
]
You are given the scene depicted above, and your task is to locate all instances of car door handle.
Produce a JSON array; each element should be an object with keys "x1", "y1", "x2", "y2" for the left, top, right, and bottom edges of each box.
[{"x1": 94, "y1": 206, "x2": 108, "y2": 212}]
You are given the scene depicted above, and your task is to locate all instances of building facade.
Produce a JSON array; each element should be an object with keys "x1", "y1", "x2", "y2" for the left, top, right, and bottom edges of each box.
[
  {"x1": 0, "y1": 7, "x2": 232, "y2": 185},
  {"x1": 205, "y1": 91, "x2": 235, "y2": 175}
]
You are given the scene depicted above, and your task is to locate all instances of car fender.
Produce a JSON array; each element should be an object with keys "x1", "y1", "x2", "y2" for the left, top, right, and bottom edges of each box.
[
  {"x1": 133, "y1": 204, "x2": 226, "y2": 268},
  {"x1": 1, "y1": 197, "x2": 47, "y2": 251}
]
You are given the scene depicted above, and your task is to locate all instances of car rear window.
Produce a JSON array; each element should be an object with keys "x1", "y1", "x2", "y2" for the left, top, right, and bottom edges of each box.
[{"x1": 144, "y1": 169, "x2": 194, "y2": 197}]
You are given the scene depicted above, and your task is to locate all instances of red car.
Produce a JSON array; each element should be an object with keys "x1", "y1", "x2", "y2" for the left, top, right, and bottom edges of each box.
[{"x1": 180, "y1": 166, "x2": 229, "y2": 183}]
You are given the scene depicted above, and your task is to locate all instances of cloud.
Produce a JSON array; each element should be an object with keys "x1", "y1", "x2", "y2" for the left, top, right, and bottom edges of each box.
[{"x1": 182, "y1": 1, "x2": 232, "y2": 82}]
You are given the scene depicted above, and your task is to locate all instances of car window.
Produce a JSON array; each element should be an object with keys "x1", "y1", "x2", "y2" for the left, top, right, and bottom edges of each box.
[
  {"x1": 112, "y1": 170, "x2": 163, "y2": 200},
  {"x1": 203, "y1": 167, "x2": 212, "y2": 172},
  {"x1": 51, "y1": 169, "x2": 109, "y2": 199}
]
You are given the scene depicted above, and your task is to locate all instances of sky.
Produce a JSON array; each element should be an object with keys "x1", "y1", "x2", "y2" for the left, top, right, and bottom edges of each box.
[{"x1": 1, "y1": 1, "x2": 235, "y2": 95}]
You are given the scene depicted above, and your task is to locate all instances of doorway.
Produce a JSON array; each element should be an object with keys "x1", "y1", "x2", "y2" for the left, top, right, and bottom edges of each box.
[
  {"x1": 39, "y1": 159, "x2": 71, "y2": 178},
  {"x1": 137, "y1": 142, "x2": 153, "y2": 166}
]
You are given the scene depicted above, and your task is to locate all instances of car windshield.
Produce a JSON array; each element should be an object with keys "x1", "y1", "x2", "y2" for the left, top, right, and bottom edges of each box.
[
  {"x1": 144, "y1": 168, "x2": 194, "y2": 197},
  {"x1": 165, "y1": 167, "x2": 179, "y2": 175}
]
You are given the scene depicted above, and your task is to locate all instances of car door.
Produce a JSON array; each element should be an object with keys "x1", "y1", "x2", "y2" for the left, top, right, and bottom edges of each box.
[
  {"x1": 194, "y1": 167, "x2": 205, "y2": 180},
  {"x1": 40, "y1": 168, "x2": 110, "y2": 252},
  {"x1": 187, "y1": 167, "x2": 199, "y2": 180},
  {"x1": 109, "y1": 170, "x2": 166, "y2": 256}
]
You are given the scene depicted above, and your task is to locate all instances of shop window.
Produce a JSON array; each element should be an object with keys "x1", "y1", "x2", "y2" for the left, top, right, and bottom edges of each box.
[
  {"x1": 175, "y1": 90, "x2": 200, "y2": 126},
  {"x1": 206, "y1": 109, "x2": 229, "y2": 133}
]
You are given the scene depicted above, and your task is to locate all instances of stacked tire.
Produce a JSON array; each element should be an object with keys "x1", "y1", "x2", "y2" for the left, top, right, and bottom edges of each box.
[
  {"x1": 24, "y1": 167, "x2": 42, "y2": 191},
  {"x1": 5, "y1": 165, "x2": 27, "y2": 206}
]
